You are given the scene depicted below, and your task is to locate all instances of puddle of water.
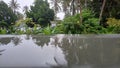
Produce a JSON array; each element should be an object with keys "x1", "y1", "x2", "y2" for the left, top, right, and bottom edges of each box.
[{"x1": 0, "y1": 34, "x2": 120, "y2": 68}]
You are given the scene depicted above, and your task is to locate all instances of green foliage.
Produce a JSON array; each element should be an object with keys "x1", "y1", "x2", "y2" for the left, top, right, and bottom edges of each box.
[
  {"x1": 0, "y1": 28, "x2": 7, "y2": 34},
  {"x1": 24, "y1": 18, "x2": 35, "y2": 27},
  {"x1": 82, "y1": 9, "x2": 94, "y2": 19},
  {"x1": 63, "y1": 14, "x2": 80, "y2": 24},
  {"x1": 41, "y1": 9, "x2": 99, "y2": 34},
  {"x1": 32, "y1": 25, "x2": 42, "y2": 34},
  {"x1": 52, "y1": 24, "x2": 65, "y2": 34},
  {"x1": 42, "y1": 26, "x2": 53, "y2": 35},
  {"x1": 89, "y1": 0, "x2": 120, "y2": 26},
  {"x1": 26, "y1": 0, "x2": 55, "y2": 27},
  {"x1": 25, "y1": 29, "x2": 32, "y2": 34},
  {"x1": 53, "y1": 9, "x2": 109, "y2": 34},
  {"x1": 107, "y1": 18, "x2": 120, "y2": 27},
  {"x1": 81, "y1": 9, "x2": 109, "y2": 34},
  {"x1": 0, "y1": 20, "x2": 8, "y2": 28},
  {"x1": 82, "y1": 9, "x2": 99, "y2": 25},
  {"x1": 15, "y1": 29, "x2": 24, "y2": 34},
  {"x1": 80, "y1": 23, "x2": 108, "y2": 34},
  {"x1": 113, "y1": 26, "x2": 120, "y2": 33},
  {"x1": 15, "y1": 19, "x2": 24, "y2": 27},
  {"x1": 15, "y1": 18, "x2": 34, "y2": 28},
  {"x1": 107, "y1": 18, "x2": 120, "y2": 33},
  {"x1": 0, "y1": 1, "x2": 17, "y2": 26},
  {"x1": 41, "y1": 24, "x2": 65, "y2": 35}
]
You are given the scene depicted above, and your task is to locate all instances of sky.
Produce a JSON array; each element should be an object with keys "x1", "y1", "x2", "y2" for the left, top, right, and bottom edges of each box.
[{"x1": 3, "y1": 0, "x2": 64, "y2": 20}]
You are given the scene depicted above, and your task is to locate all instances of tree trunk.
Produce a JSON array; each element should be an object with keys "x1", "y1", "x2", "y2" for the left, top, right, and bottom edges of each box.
[
  {"x1": 71, "y1": 0, "x2": 75, "y2": 15},
  {"x1": 85, "y1": 0, "x2": 87, "y2": 8},
  {"x1": 99, "y1": 0, "x2": 106, "y2": 24},
  {"x1": 78, "y1": 0, "x2": 82, "y2": 24}
]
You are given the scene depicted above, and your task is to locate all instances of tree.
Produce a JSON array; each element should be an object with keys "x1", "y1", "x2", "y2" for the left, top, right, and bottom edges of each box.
[
  {"x1": 77, "y1": 0, "x2": 83, "y2": 23},
  {"x1": 16, "y1": 12, "x2": 24, "y2": 20},
  {"x1": 23, "y1": 5, "x2": 29, "y2": 14},
  {"x1": 89, "y1": 0, "x2": 120, "y2": 26},
  {"x1": 0, "y1": 1, "x2": 17, "y2": 28},
  {"x1": 61, "y1": 0, "x2": 71, "y2": 16},
  {"x1": 23, "y1": 5, "x2": 29, "y2": 18},
  {"x1": 51, "y1": 0, "x2": 61, "y2": 14},
  {"x1": 71, "y1": 0, "x2": 76, "y2": 15},
  {"x1": 57, "y1": 0, "x2": 83, "y2": 23},
  {"x1": 9, "y1": 0, "x2": 20, "y2": 14},
  {"x1": 99, "y1": 0, "x2": 106, "y2": 23},
  {"x1": 60, "y1": 0, "x2": 77, "y2": 16},
  {"x1": 26, "y1": 0, "x2": 54, "y2": 27}
]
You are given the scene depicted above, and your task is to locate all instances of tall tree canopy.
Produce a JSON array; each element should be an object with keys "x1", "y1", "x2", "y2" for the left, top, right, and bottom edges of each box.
[
  {"x1": 0, "y1": 1, "x2": 17, "y2": 28},
  {"x1": 26, "y1": 0, "x2": 55, "y2": 27},
  {"x1": 9, "y1": 0, "x2": 20, "y2": 14},
  {"x1": 51, "y1": 0, "x2": 61, "y2": 14}
]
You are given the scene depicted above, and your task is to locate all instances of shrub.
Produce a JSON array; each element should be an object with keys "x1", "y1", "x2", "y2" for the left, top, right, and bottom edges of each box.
[
  {"x1": 107, "y1": 18, "x2": 120, "y2": 27},
  {"x1": 0, "y1": 28, "x2": 7, "y2": 34},
  {"x1": 24, "y1": 18, "x2": 35, "y2": 27},
  {"x1": 0, "y1": 20, "x2": 8, "y2": 28},
  {"x1": 55, "y1": 9, "x2": 106, "y2": 34},
  {"x1": 107, "y1": 18, "x2": 120, "y2": 33},
  {"x1": 42, "y1": 26, "x2": 52, "y2": 35}
]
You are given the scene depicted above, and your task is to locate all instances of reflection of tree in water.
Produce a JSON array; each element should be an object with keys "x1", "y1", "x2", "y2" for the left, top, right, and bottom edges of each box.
[
  {"x1": 51, "y1": 35, "x2": 120, "y2": 67},
  {"x1": 0, "y1": 36, "x2": 22, "y2": 55},
  {"x1": 32, "y1": 35, "x2": 50, "y2": 47},
  {"x1": 51, "y1": 35, "x2": 83, "y2": 66},
  {"x1": 0, "y1": 49, "x2": 6, "y2": 55},
  {"x1": 25, "y1": 35, "x2": 31, "y2": 40},
  {"x1": 51, "y1": 36, "x2": 61, "y2": 47},
  {"x1": 0, "y1": 37, "x2": 22, "y2": 46},
  {"x1": 12, "y1": 37, "x2": 22, "y2": 46},
  {"x1": 58, "y1": 36, "x2": 83, "y2": 66},
  {"x1": 0, "y1": 37, "x2": 14, "y2": 45}
]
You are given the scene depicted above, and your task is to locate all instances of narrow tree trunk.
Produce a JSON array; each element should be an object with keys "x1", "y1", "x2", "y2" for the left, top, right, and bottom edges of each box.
[
  {"x1": 85, "y1": 0, "x2": 87, "y2": 8},
  {"x1": 72, "y1": 0, "x2": 75, "y2": 15},
  {"x1": 99, "y1": 0, "x2": 106, "y2": 24},
  {"x1": 13, "y1": 9, "x2": 16, "y2": 14},
  {"x1": 78, "y1": 0, "x2": 82, "y2": 24}
]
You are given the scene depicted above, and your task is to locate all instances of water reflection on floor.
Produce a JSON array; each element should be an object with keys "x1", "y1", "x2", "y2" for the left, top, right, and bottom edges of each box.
[{"x1": 0, "y1": 34, "x2": 120, "y2": 68}]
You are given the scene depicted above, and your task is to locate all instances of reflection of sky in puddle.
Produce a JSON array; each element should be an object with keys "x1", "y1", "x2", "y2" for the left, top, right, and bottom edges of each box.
[
  {"x1": 0, "y1": 35, "x2": 67, "y2": 67},
  {"x1": 0, "y1": 34, "x2": 120, "y2": 68}
]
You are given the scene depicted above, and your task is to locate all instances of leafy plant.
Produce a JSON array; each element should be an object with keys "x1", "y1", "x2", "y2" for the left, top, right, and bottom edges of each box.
[
  {"x1": 0, "y1": 28, "x2": 7, "y2": 34},
  {"x1": 24, "y1": 18, "x2": 35, "y2": 27},
  {"x1": 107, "y1": 18, "x2": 120, "y2": 27},
  {"x1": 42, "y1": 26, "x2": 52, "y2": 35},
  {"x1": 107, "y1": 18, "x2": 120, "y2": 33},
  {"x1": 0, "y1": 20, "x2": 8, "y2": 28}
]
